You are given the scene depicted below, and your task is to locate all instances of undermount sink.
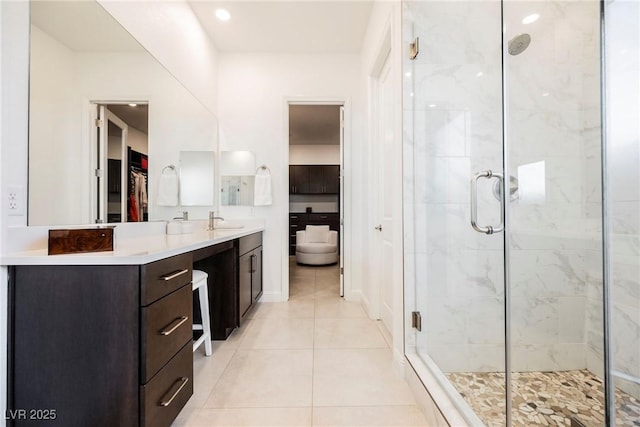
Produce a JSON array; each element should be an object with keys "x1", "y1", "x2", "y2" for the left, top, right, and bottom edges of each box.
[{"x1": 213, "y1": 221, "x2": 244, "y2": 230}]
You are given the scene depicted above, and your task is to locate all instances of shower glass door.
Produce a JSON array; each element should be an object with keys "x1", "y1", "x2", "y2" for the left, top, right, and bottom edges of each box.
[
  {"x1": 403, "y1": 1, "x2": 507, "y2": 425},
  {"x1": 404, "y1": 1, "x2": 611, "y2": 426},
  {"x1": 504, "y1": 1, "x2": 607, "y2": 425}
]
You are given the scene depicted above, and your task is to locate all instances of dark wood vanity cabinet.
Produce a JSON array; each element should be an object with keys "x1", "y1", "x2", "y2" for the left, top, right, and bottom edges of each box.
[
  {"x1": 8, "y1": 253, "x2": 194, "y2": 427},
  {"x1": 238, "y1": 233, "x2": 263, "y2": 319},
  {"x1": 7, "y1": 232, "x2": 264, "y2": 426}
]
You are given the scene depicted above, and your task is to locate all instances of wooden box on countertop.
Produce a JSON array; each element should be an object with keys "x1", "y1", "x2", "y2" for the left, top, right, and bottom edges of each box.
[{"x1": 48, "y1": 227, "x2": 115, "y2": 255}]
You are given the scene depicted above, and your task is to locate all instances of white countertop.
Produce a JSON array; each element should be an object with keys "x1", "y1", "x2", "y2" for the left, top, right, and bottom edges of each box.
[{"x1": 2, "y1": 224, "x2": 264, "y2": 266}]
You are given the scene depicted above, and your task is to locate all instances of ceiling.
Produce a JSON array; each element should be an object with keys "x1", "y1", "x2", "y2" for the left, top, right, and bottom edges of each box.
[
  {"x1": 30, "y1": 1, "x2": 143, "y2": 52},
  {"x1": 289, "y1": 105, "x2": 341, "y2": 145},
  {"x1": 108, "y1": 104, "x2": 149, "y2": 134},
  {"x1": 188, "y1": 1, "x2": 373, "y2": 53}
]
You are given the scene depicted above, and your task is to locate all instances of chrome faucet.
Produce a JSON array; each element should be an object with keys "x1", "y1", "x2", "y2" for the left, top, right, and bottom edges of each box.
[
  {"x1": 173, "y1": 211, "x2": 188, "y2": 221},
  {"x1": 207, "y1": 211, "x2": 224, "y2": 230}
]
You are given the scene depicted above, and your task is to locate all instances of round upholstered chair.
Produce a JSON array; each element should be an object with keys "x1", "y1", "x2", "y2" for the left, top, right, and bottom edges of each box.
[{"x1": 295, "y1": 225, "x2": 338, "y2": 265}]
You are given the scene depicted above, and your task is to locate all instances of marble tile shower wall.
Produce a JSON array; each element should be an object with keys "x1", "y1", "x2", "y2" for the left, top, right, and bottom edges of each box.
[{"x1": 403, "y1": 1, "x2": 605, "y2": 374}]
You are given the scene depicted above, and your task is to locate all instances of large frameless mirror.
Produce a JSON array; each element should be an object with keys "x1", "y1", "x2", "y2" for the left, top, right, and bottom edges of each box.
[
  {"x1": 28, "y1": 0, "x2": 217, "y2": 225},
  {"x1": 220, "y1": 151, "x2": 256, "y2": 206},
  {"x1": 179, "y1": 151, "x2": 215, "y2": 207}
]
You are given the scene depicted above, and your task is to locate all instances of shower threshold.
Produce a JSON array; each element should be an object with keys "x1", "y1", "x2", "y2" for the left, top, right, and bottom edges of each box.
[{"x1": 445, "y1": 370, "x2": 640, "y2": 426}]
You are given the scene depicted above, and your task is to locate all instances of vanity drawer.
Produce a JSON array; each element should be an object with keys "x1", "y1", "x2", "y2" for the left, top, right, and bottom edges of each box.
[
  {"x1": 141, "y1": 252, "x2": 192, "y2": 306},
  {"x1": 142, "y1": 284, "x2": 192, "y2": 383},
  {"x1": 239, "y1": 232, "x2": 263, "y2": 256},
  {"x1": 141, "y1": 342, "x2": 193, "y2": 427}
]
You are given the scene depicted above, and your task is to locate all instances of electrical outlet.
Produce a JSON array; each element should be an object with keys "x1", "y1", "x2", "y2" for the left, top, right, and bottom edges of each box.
[{"x1": 7, "y1": 185, "x2": 25, "y2": 216}]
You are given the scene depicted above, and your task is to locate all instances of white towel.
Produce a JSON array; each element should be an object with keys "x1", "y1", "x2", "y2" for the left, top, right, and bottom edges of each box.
[
  {"x1": 254, "y1": 168, "x2": 272, "y2": 206},
  {"x1": 157, "y1": 173, "x2": 179, "y2": 206}
]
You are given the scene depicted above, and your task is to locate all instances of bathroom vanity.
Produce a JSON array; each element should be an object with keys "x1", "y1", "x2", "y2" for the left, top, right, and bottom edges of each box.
[{"x1": 4, "y1": 226, "x2": 263, "y2": 427}]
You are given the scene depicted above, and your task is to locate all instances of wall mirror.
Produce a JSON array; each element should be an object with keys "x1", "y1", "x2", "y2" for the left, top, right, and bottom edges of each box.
[
  {"x1": 220, "y1": 151, "x2": 256, "y2": 206},
  {"x1": 28, "y1": 0, "x2": 217, "y2": 226},
  {"x1": 180, "y1": 151, "x2": 215, "y2": 206}
]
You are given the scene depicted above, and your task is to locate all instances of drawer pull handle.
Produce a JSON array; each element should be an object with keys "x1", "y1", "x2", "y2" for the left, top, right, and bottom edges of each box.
[
  {"x1": 159, "y1": 316, "x2": 189, "y2": 336},
  {"x1": 159, "y1": 377, "x2": 189, "y2": 407},
  {"x1": 160, "y1": 269, "x2": 190, "y2": 281}
]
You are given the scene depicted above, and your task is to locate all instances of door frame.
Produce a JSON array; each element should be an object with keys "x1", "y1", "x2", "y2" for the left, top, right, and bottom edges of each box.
[
  {"x1": 366, "y1": 10, "x2": 404, "y2": 371},
  {"x1": 282, "y1": 97, "x2": 351, "y2": 301},
  {"x1": 373, "y1": 53, "x2": 395, "y2": 333},
  {"x1": 87, "y1": 99, "x2": 148, "y2": 224}
]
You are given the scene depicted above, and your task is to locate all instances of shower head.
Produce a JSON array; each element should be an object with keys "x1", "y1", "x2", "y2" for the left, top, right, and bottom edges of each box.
[{"x1": 508, "y1": 33, "x2": 531, "y2": 55}]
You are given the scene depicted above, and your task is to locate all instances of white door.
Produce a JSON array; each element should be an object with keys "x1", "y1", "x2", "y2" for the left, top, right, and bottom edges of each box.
[
  {"x1": 375, "y1": 55, "x2": 395, "y2": 334},
  {"x1": 94, "y1": 105, "x2": 128, "y2": 223}
]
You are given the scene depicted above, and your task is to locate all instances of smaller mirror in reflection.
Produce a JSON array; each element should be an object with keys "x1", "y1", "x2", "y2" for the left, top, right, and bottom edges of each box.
[
  {"x1": 220, "y1": 151, "x2": 256, "y2": 206},
  {"x1": 221, "y1": 176, "x2": 255, "y2": 206},
  {"x1": 179, "y1": 151, "x2": 215, "y2": 206}
]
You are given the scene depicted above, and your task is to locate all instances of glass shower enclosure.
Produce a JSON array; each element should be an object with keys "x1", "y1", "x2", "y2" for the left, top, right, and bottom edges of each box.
[{"x1": 403, "y1": 0, "x2": 639, "y2": 426}]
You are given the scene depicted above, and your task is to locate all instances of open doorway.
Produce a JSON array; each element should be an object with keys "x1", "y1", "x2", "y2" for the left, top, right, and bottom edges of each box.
[
  {"x1": 91, "y1": 102, "x2": 148, "y2": 223},
  {"x1": 288, "y1": 103, "x2": 344, "y2": 300}
]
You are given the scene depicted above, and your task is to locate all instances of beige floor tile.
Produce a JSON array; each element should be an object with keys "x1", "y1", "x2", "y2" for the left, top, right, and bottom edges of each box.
[
  {"x1": 315, "y1": 274, "x2": 339, "y2": 287},
  {"x1": 315, "y1": 298, "x2": 367, "y2": 318},
  {"x1": 314, "y1": 286, "x2": 340, "y2": 300},
  {"x1": 205, "y1": 349, "x2": 313, "y2": 408},
  {"x1": 289, "y1": 265, "x2": 316, "y2": 278},
  {"x1": 239, "y1": 317, "x2": 314, "y2": 349},
  {"x1": 314, "y1": 318, "x2": 389, "y2": 349},
  {"x1": 174, "y1": 407, "x2": 312, "y2": 427},
  {"x1": 211, "y1": 318, "x2": 253, "y2": 351},
  {"x1": 312, "y1": 406, "x2": 428, "y2": 426},
  {"x1": 185, "y1": 349, "x2": 236, "y2": 410},
  {"x1": 315, "y1": 265, "x2": 339, "y2": 276},
  {"x1": 251, "y1": 299, "x2": 315, "y2": 319},
  {"x1": 313, "y1": 349, "x2": 416, "y2": 407},
  {"x1": 314, "y1": 318, "x2": 389, "y2": 348}
]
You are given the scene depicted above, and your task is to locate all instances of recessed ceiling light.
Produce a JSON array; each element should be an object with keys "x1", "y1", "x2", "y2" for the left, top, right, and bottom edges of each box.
[
  {"x1": 522, "y1": 13, "x2": 539, "y2": 25},
  {"x1": 128, "y1": 103, "x2": 137, "y2": 107},
  {"x1": 476, "y1": 71, "x2": 483, "y2": 77},
  {"x1": 215, "y1": 8, "x2": 231, "y2": 21},
  {"x1": 405, "y1": 72, "x2": 412, "y2": 77},
  {"x1": 541, "y1": 92, "x2": 549, "y2": 97},
  {"x1": 428, "y1": 104, "x2": 437, "y2": 108}
]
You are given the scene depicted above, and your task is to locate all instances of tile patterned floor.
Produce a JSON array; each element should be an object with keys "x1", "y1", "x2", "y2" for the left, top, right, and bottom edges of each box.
[
  {"x1": 172, "y1": 259, "x2": 427, "y2": 427},
  {"x1": 446, "y1": 370, "x2": 640, "y2": 426}
]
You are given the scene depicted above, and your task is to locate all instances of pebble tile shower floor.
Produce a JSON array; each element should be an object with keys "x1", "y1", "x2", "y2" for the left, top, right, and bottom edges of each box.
[{"x1": 446, "y1": 370, "x2": 640, "y2": 426}]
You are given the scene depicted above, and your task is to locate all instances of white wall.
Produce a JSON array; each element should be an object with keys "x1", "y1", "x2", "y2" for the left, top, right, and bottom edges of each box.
[
  {"x1": 289, "y1": 145, "x2": 340, "y2": 164},
  {"x1": 217, "y1": 53, "x2": 364, "y2": 302}
]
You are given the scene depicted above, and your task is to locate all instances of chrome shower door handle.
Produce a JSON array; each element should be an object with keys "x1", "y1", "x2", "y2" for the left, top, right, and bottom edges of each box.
[{"x1": 470, "y1": 170, "x2": 505, "y2": 235}]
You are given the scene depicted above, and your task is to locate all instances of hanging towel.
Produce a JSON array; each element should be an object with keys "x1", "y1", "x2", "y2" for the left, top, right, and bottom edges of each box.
[
  {"x1": 254, "y1": 167, "x2": 272, "y2": 206},
  {"x1": 157, "y1": 172, "x2": 179, "y2": 206}
]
